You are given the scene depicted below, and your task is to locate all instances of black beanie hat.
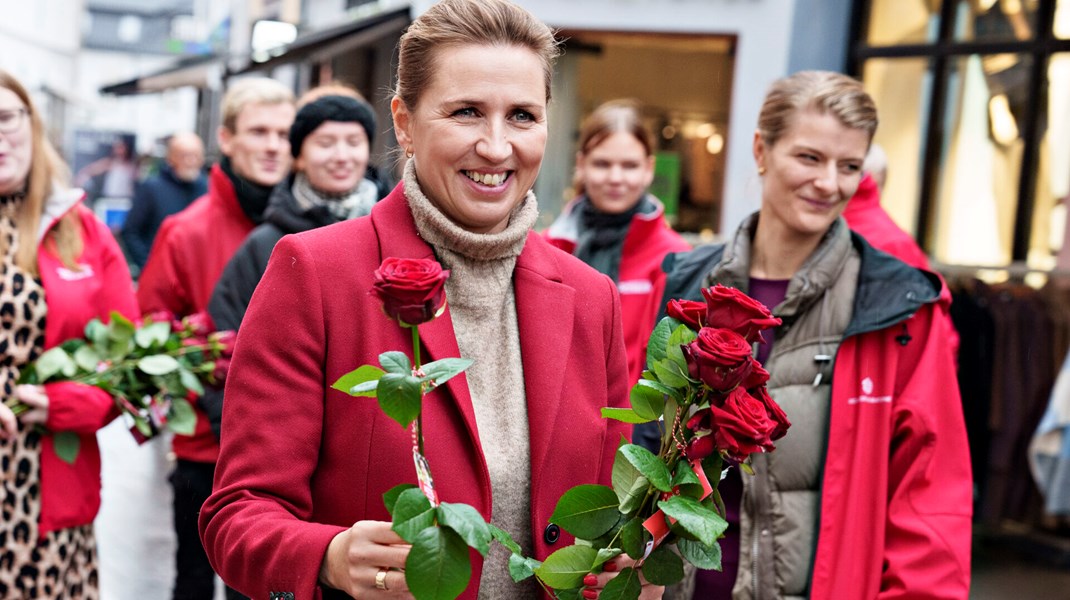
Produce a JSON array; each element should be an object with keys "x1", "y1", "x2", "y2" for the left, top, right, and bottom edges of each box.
[{"x1": 289, "y1": 95, "x2": 377, "y2": 158}]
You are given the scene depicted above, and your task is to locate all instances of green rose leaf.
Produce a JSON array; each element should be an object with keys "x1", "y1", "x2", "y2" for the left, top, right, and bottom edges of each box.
[
  {"x1": 134, "y1": 321, "x2": 171, "y2": 349},
  {"x1": 678, "y1": 537, "x2": 723, "y2": 570},
  {"x1": 383, "y1": 483, "x2": 418, "y2": 516},
  {"x1": 641, "y1": 543, "x2": 685, "y2": 586},
  {"x1": 652, "y1": 358, "x2": 689, "y2": 389},
  {"x1": 645, "y1": 317, "x2": 679, "y2": 368},
  {"x1": 437, "y1": 502, "x2": 491, "y2": 556},
  {"x1": 138, "y1": 354, "x2": 181, "y2": 376},
  {"x1": 85, "y1": 318, "x2": 109, "y2": 348},
  {"x1": 553, "y1": 589, "x2": 583, "y2": 600},
  {"x1": 593, "y1": 547, "x2": 622, "y2": 570},
  {"x1": 598, "y1": 566, "x2": 642, "y2": 600},
  {"x1": 619, "y1": 517, "x2": 648, "y2": 560},
  {"x1": 550, "y1": 484, "x2": 621, "y2": 541},
  {"x1": 611, "y1": 451, "x2": 650, "y2": 515},
  {"x1": 488, "y1": 523, "x2": 522, "y2": 556},
  {"x1": 391, "y1": 488, "x2": 436, "y2": 543},
  {"x1": 534, "y1": 545, "x2": 598, "y2": 590},
  {"x1": 72, "y1": 345, "x2": 101, "y2": 373},
  {"x1": 629, "y1": 382, "x2": 665, "y2": 421},
  {"x1": 600, "y1": 407, "x2": 651, "y2": 424},
  {"x1": 331, "y1": 364, "x2": 386, "y2": 397},
  {"x1": 178, "y1": 367, "x2": 204, "y2": 397},
  {"x1": 35, "y1": 347, "x2": 76, "y2": 382},
  {"x1": 666, "y1": 324, "x2": 698, "y2": 371},
  {"x1": 508, "y1": 554, "x2": 541, "y2": 583},
  {"x1": 419, "y1": 358, "x2": 474, "y2": 389},
  {"x1": 54, "y1": 431, "x2": 80, "y2": 464},
  {"x1": 619, "y1": 444, "x2": 672, "y2": 493},
  {"x1": 377, "y1": 373, "x2": 423, "y2": 428},
  {"x1": 168, "y1": 397, "x2": 197, "y2": 435},
  {"x1": 380, "y1": 351, "x2": 412, "y2": 375},
  {"x1": 406, "y1": 525, "x2": 472, "y2": 600},
  {"x1": 657, "y1": 495, "x2": 728, "y2": 547}
]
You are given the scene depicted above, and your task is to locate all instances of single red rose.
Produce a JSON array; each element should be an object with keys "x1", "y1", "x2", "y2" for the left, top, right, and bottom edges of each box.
[
  {"x1": 209, "y1": 330, "x2": 238, "y2": 359},
  {"x1": 750, "y1": 385, "x2": 791, "y2": 441},
  {"x1": 709, "y1": 386, "x2": 778, "y2": 462},
  {"x1": 372, "y1": 257, "x2": 451, "y2": 327},
  {"x1": 667, "y1": 299, "x2": 707, "y2": 329},
  {"x1": 682, "y1": 327, "x2": 754, "y2": 393},
  {"x1": 701, "y1": 284, "x2": 782, "y2": 344},
  {"x1": 686, "y1": 433, "x2": 716, "y2": 461},
  {"x1": 212, "y1": 357, "x2": 232, "y2": 384},
  {"x1": 183, "y1": 311, "x2": 215, "y2": 337}
]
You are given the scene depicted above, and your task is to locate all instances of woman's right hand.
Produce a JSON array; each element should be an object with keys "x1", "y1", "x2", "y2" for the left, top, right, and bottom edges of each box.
[
  {"x1": 320, "y1": 520, "x2": 413, "y2": 597},
  {"x1": 0, "y1": 402, "x2": 16, "y2": 440}
]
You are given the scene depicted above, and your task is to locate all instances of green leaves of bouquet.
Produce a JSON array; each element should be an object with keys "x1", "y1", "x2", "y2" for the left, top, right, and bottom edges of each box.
[
  {"x1": 518, "y1": 284, "x2": 791, "y2": 599},
  {"x1": 12, "y1": 310, "x2": 235, "y2": 463}
]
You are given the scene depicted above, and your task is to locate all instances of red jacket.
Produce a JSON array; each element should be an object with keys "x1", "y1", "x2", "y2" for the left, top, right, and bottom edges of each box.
[
  {"x1": 842, "y1": 174, "x2": 931, "y2": 269},
  {"x1": 137, "y1": 164, "x2": 252, "y2": 463},
  {"x1": 199, "y1": 185, "x2": 632, "y2": 599},
  {"x1": 36, "y1": 190, "x2": 139, "y2": 535},
  {"x1": 545, "y1": 197, "x2": 689, "y2": 385}
]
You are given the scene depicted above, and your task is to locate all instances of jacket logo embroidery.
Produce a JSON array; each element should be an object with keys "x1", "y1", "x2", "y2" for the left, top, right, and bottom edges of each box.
[
  {"x1": 847, "y1": 376, "x2": 892, "y2": 405},
  {"x1": 618, "y1": 279, "x2": 653, "y2": 295},
  {"x1": 56, "y1": 263, "x2": 95, "y2": 281}
]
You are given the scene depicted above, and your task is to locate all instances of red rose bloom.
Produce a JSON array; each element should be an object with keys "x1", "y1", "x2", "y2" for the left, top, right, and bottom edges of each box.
[
  {"x1": 682, "y1": 327, "x2": 754, "y2": 393},
  {"x1": 372, "y1": 257, "x2": 451, "y2": 327},
  {"x1": 184, "y1": 311, "x2": 215, "y2": 337},
  {"x1": 741, "y1": 359, "x2": 770, "y2": 389},
  {"x1": 701, "y1": 284, "x2": 781, "y2": 344},
  {"x1": 667, "y1": 299, "x2": 707, "y2": 329},
  {"x1": 709, "y1": 387, "x2": 778, "y2": 462},
  {"x1": 750, "y1": 385, "x2": 791, "y2": 441}
]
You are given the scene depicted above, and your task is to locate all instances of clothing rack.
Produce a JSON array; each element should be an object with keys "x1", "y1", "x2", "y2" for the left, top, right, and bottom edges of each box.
[{"x1": 933, "y1": 261, "x2": 1070, "y2": 288}]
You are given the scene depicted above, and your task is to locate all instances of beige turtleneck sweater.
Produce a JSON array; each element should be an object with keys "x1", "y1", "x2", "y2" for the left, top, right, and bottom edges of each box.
[{"x1": 404, "y1": 163, "x2": 540, "y2": 600}]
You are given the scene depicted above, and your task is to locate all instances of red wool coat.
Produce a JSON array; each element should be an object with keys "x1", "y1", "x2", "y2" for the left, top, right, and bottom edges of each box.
[{"x1": 199, "y1": 184, "x2": 632, "y2": 599}]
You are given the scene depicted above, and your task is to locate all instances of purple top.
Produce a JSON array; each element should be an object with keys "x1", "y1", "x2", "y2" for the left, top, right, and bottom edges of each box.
[{"x1": 693, "y1": 277, "x2": 788, "y2": 598}]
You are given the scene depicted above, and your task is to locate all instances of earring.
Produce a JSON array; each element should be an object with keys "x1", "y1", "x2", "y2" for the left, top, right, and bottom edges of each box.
[
  {"x1": 758, "y1": 166, "x2": 766, "y2": 175},
  {"x1": 405, "y1": 148, "x2": 414, "y2": 158}
]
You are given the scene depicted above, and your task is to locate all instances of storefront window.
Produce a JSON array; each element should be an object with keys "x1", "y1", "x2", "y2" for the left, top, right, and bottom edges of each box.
[
  {"x1": 954, "y1": 0, "x2": 1039, "y2": 42},
  {"x1": 1036, "y1": 53, "x2": 1070, "y2": 268},
  {"x1": 861, "y1": 57, "x2": 931, "y2": 237},
  {"x1": 867, "y1": 0, "x2": 942, "y2": 44},
  {"x1": 1058, "y1": 0, "x2": 1070, "y2": 37}
]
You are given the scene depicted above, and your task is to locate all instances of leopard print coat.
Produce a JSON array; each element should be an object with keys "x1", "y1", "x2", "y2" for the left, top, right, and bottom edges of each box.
[{"x1": 0, "y1": 195, "x2": 99, "y2": 599}]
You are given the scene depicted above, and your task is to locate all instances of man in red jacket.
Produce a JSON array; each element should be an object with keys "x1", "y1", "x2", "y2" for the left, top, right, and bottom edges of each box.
[{"x1": 137, "y1": 77, "x2": 295, "y2": 600}]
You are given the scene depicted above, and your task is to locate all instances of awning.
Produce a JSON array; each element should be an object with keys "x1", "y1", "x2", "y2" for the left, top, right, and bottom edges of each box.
[
  {"x1": 100, "y1": 54, "x2": 225, "y2": 96},
  {"x1": 236, "y1": 5, "x2": 411, "y2": 74}
]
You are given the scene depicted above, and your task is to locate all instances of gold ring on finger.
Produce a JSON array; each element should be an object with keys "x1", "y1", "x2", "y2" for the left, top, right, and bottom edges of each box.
[{"x1": 375, "y1": 567, "x2": 390, "y2": 591}]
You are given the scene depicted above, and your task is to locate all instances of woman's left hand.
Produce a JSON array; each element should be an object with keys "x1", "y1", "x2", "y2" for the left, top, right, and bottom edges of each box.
[
  {"x1": 13, "y1": 385, "x2": 49, "y2": 425},
  {"x1": 582, "y1": 556, "x2": 664, "y2": 599}
]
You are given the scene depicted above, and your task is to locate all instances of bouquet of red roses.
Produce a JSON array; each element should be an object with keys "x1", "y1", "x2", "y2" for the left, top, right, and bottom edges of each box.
[
  {"x1": 9, "y1": 310, "x2": 235, "y2": 463},
  {"x1": 510, "y1": 284, "x2": 790, "y2": 598}
]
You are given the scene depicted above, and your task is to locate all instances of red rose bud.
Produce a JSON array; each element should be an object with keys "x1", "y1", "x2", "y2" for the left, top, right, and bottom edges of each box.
[
  {"x1": 701, "y1": 284, "x2": 782, "y2": 344},
  {"x1": 184, "y1": 311, "x2": 215, "y2": 337},
  {"x1": 212, "y1": 357, "x2": 232, "y2": 383},
  {"x1": 741, "y1": 359, "x2": 770, "y2": 388},
  {"x1": 750, "y1": 385, "x2": 791, "y2": 441},
  {"x1": 372, "y1": 257, "x2": 451, "y2": 327},
  {"x1": 686, "y1": 407, "x2": 712, "y2": 432},
  {"x1": 210, "y1": 330, "x2": 238, "y2": 358},
  {"x1": 682, "y1": 327, "x2": 754, "y2": 393},
  {"x1": 710, "y1": 386, "x2": 778, "y2": 462},
  {"x1": 146, "y1": 310, "x2": 174, "y2": 325},
  {"x1": 667, "y1": 299, "x2": 708, "y2": 329},
  {"x1": 686, "y1": 433, "x2": 717, "y2": 461}
]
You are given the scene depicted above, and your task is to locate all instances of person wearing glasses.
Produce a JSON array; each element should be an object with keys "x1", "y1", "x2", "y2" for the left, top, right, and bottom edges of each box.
[{"x1": 0, "y1": 70, "x2": 139, "y2": 598}]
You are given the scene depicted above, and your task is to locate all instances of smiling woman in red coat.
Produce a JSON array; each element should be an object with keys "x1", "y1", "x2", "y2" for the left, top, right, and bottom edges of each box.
[{"x1": 197, "y1": 2, "x2": 653, "y2": 599}]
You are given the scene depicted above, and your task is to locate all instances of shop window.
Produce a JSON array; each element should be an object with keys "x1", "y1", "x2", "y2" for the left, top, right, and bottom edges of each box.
[
  {"x1": 1037, "y1": 52, "x2": 1070, "y2": 267},
  {"x1": 866, "y1": 0, "x2": 942, "y2": 44},
  {"x1": 953, "y1": 0, "x2": 1040, "y2": 42}
]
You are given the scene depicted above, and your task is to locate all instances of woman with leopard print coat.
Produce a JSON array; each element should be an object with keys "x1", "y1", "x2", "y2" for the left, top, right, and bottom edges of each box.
[{"x1": 0, "y1": 71, "x2": 138, "y2": 599}]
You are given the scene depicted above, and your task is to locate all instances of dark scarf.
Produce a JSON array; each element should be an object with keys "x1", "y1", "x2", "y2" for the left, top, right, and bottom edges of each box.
[
  {"x1": 220, "y1": 157, "x2": 273, "y2": 224},
  {"x1": 573, "y1": 195, "x2": 649, "y2": 282}
]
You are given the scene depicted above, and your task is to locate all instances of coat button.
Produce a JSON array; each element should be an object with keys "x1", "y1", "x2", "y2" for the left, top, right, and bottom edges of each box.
[{"x1": 544, "y1": 523, "x2": 561, "y2": 544}]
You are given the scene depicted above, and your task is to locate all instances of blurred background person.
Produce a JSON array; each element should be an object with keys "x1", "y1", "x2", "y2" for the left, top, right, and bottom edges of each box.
[
  {"x1": 120, "y1": 132, "x2": 207, "y2": 273},
  {"x1": 841, "y1": 142, "x2": 931, "y2": 270},
  {"x1": 646, "y1": 71, "x2": 970, "y2": 599},
  {"x1": 545, "y1": 99, "x2": 689, "y2": 386},
  {"x1": 74, "y1": 135, "x2": 139, "y2": 204},
  {"x1": 197, "y1": 1, "x2": 658, "y2": 598},
  {"x1": 202, "y1": 87, "x2": 387, "y2": 437},
  {"x1": 136, "y1": 76, "x2": 295, "y2": 600},
  {"x1": 0, "y1": 69, "x2": 138, "y2": 599}
]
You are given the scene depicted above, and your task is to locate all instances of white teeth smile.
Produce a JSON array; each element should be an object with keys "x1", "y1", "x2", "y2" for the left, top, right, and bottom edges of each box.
[{"x1": 464, "y1": 171, "x2": 509, "y2": 186}]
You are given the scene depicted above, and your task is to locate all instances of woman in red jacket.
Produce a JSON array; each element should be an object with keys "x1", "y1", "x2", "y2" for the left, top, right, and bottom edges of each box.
[
  {"x1": 198, "y1": 2, "x2": 659, "y2": 599},
  {"x1": 546, "y1": 100, "x2": 690, "y2": 386},
  {"x1": 0, "y1": 70, "x2": 138, "y2": 598}
]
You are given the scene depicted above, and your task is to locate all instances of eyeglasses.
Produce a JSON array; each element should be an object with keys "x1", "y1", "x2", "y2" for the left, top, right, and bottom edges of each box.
[{"x1": 0, "y1": 108, "x2": 27, "y2": 134}]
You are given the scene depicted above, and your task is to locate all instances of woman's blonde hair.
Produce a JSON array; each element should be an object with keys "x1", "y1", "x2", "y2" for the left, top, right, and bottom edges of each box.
[
  {"x1": 220, "y1": 77, "x2": 295, "y2": 133},
  {"x1": 0, "y1": 70, "x2": 81, "y2": 275},
  {"x1": 757, "y1": 70, "x2": 878, "y2": 148},
  {"x1": 573, "y1": 99, "x2": 654, "y2": 197},
  {"x1": 394, "y1": 0, "x2": 561, "y2": 110}
]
